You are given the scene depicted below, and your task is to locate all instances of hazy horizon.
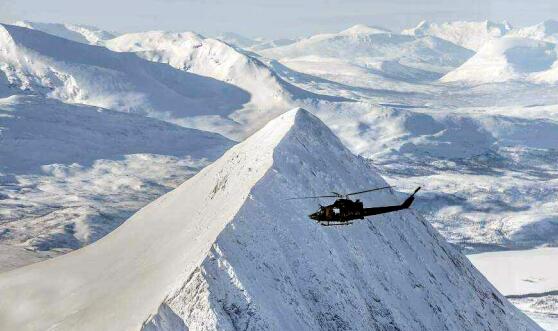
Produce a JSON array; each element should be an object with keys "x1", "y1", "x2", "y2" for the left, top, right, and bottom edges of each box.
[{"x1": 1, "y1": 0, "x2": 557, "y2": 39}]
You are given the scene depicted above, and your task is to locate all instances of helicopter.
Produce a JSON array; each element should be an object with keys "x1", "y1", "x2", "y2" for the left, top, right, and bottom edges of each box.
[{"x1": 288, "y1": 186, "x2": 421, "y2": 226}]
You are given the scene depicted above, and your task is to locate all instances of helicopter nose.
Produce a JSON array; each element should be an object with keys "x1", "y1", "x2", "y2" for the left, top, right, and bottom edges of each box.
[{"x1": 309, "y1": 212, "x2": 319, "y2": 220}]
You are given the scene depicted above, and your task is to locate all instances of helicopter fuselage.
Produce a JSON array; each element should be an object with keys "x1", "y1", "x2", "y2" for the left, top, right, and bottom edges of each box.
[{"x1": 309, "y1": 199, "x2": 365, "y2": 225}]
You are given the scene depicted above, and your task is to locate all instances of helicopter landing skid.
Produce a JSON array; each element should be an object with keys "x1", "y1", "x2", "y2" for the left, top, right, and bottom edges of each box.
[{"x1": 319, "y1": 221, "x2": 354, "y2": 226}]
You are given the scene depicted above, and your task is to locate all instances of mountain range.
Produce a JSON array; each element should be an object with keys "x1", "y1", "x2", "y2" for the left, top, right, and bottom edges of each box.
[{"x1": 1, "y1": 18, "x2": 557, "y2": 329}]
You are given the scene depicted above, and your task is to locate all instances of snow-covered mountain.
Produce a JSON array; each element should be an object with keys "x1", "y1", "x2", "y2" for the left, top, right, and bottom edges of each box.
[
  {"x1": 1, "y1": 18, "x2": 558, "y2": 329},
  {"x1": 213, "y1": 31, "x2": 260, "y2": 49},
  {"x1": 0, "y1": 109, "x2": 540, "y2": 331},
  {"x1": 0, "y1": 23, "x2": 256, "y2": 126},
  {"x1": 261, "y1": 24, "x2": 473, "y2": 75},
  {"x1": 402, "y1": 20, "x2": 512, "y2": 51},
  {"x1": 12, "y1": 20, "x2": 117, "y2": 45},
  {"x1": 103, "y1": 30, "x2": 332, "y2": 137},
  {"x1": 258, "y1": 24, "x2": 473, "y2": 92},
  {"x1": 249, "y1": 37, "x2": 298, "y2": 51},
  {"x1": 441, "y1": 37, "x2": 558, "y2": 84},
  {"x1": 213, "y1": 32, "x2": 297, "y2": 51},
  {"x1": 0, "y1": 94, "x2": 233, "y2": 271},
  {"x1": 509, "y1": 19, "x2": 558, "y2": 43}
]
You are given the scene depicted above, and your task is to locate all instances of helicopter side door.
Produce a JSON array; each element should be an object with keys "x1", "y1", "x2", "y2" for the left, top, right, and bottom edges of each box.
[{"x1": 323, "y1": 205, "x2": 340, "y2": 220}]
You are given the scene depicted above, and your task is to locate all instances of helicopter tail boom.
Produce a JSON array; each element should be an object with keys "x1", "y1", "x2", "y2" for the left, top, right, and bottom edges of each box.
[
  {"x1": 362, "y1": 187, "x2": 421, "y2": 217},
  {"x1": 401, "y1": 186, "x2": 421, "y2": 209}
]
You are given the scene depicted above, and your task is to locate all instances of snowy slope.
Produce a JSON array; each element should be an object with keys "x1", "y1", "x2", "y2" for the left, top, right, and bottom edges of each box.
[
  {"x1": 402, "y1": 20, "x2": 512, "y2": 51},
  {"x1": 314, "y1": 103, "x2": 497, "y2": 160},
  {"x1": 441, "y1": 37, "x2": 558, "y2": 84},
  {"x1": 0, "y1": 23, "x2": 251, "y2": 122},
  {"x1": 509, "y1": 20, "x2": 558, "y2": 44},
  {"x1": 103, "y1": 30, "x2": 345, "y2": 139},
  {"x1": 104, "y1": 31, "x2": 324, "y2": 115},
  {"x1": 261, "y1": 24, "x2": 474, "y2": 76},
  {"x1": 0, "y1": 94, "x2": 233, "y2": 271},
  {"x1": 13, "y1": 20, "x2": 117, "y2": 45},
  {"x1": 0, "y1": 95, "x2": 231, "y2": 173},
  {"x1": 0, "y1": 109, "x2": 539, "y2": 331}
]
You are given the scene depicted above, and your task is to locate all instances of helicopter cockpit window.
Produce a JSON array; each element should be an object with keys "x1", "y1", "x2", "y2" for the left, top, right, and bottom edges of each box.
[{"x1": 333, "y1": 208, "x2": 340, "y2": 215}]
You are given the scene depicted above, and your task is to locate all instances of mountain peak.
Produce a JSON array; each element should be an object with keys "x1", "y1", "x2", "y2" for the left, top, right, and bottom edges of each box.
[
  {"x1": 240, "y1": 107, "x2": 344, "y2": 155},
  {"x1": 272, "y1": 107, "x2": 323, "y2": 131},
  {"x1": 406, "y1": 20, "x2": 430, "y2": 35},
  {"x1": 340, "y1": 24, "x2": 391, "y2": 35}
]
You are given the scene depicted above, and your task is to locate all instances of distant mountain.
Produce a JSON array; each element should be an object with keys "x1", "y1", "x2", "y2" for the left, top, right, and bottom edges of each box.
[
  {"x1": 402, "y1": 20, "x2": 512, "y2": 51},
  {"x1": 441, "y1": 37, "x2": 558, "y2": 84},
  {"x1": 0, "y1": 24, "x2": 252, "y2": 123},
  {"x1": 214, "y1": 32, "x2": 297, "y2": 51},
  {"x1": 257, "y1": 24, "x2": 473, "y2": 91},
  {"x1": 214, "y1": 31, "x2": 261, "y2": 48},
  {"x1": 105, "y1": 31, "x2": 320, "y2": 105},
  {"x1": 249, "y1": 37, "x2": 297, "y2": 51},
  {"x1": 509, "y1": 19, "x2": 558, "y2": 43},
  {"x1": 13, "y1": 20, "x2": 117, "y2": 45},
  {"x1": 104, "y1": 30, "x2": 342, "y2": 138},
  {"x1": 261, "y1": 24, "x2": 474, "y2": 75},
  {"x1": 0, "y1": 109, "x2": 540, "y2": 331}
]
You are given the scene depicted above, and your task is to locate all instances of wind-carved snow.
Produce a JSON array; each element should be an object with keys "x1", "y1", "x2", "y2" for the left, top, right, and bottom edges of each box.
[
  {"x1": 0, "y1": 109, "x2": 540, "y2": 330},
  {"x1": 402, "y1": 20, "x2": 512, "y2": 51}
]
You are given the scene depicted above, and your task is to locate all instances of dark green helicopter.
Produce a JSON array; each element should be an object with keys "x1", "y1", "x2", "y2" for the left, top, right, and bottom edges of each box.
[{"x1": 289, "y1": 186, "x2": 421, "y2": 226}]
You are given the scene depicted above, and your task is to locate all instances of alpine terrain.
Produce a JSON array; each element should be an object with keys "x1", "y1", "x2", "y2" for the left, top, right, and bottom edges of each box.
[
  {"x1": 0, "y1": 109, "x2": 540, "y2": 331},
  {"x1": 1, "y1": 17, "x2": 558, "y2": 330}
]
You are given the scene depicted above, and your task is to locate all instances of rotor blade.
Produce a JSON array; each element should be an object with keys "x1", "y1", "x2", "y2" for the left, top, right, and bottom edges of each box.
[
  {"x1": 330, "y1": 192, "x2": 343, "y2": 197},
  {"x1": 285, "y1": 194, "x2": 339, "y2": 201},
  {"x1": 346, "y1": 186, "x2": 394, "y2": 197}
]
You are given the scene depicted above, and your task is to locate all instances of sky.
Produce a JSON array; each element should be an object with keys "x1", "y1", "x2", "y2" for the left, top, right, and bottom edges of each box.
[{"x1": 1, "y1": 0, "x2": 557, "y2": 39}]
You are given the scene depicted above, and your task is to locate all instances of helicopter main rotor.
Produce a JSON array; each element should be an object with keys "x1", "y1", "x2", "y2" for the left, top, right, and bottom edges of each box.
[{"x1": 287, "y1": 185, "x2": 393, "y2": 200}]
